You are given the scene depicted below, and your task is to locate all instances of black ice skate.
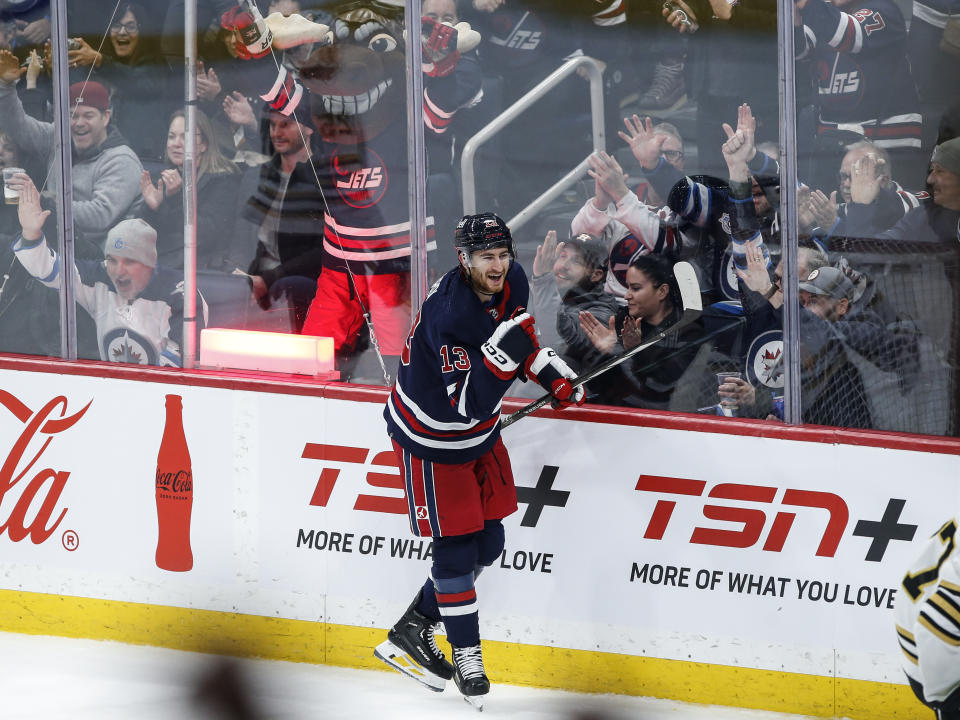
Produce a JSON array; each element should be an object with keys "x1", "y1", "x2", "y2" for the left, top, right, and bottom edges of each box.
[
  {"x1": 452, "y1": 644, "x2": 489, "y2": 711},
  {"x1": 374, "y1": 593, "x2": 453, "y2": 692}
]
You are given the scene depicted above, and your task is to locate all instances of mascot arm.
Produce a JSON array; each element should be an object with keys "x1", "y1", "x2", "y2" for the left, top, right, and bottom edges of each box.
[
  {"x1": 422, "y1": 49, "x2": 483, "y2": 135},
  {"x1": 264, "y1": 12, "x2": 332, "y2": 49}
]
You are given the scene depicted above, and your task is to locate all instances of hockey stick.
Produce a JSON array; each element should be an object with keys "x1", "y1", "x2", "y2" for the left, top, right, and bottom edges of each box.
[{"x1": 500, "y1": 261, "x2": 702, "y2": 429}]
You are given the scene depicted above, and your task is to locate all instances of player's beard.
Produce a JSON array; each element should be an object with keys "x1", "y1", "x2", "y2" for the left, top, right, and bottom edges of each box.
[{"x1": 466, "y1": 262, "x2": 508, "y2": 297}]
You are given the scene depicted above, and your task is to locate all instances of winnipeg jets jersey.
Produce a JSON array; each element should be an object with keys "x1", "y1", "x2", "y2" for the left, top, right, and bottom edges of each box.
[
  {"x1": 384, "y1": 261, "x2": 529, "y2": 464},
  {"x1": 14, "y1": 234, "x2": 194, "y2": 367},
  {"x1": 320, "y1": 121, "x2": 437, "y2": 276},
  {"x1": 797, "y1": 0, "x2": 921, "y2": 148},
  {"x1": 895, "y1": 517, "x2": 960, "y2": 706},
  {"x1": 317, "y1": 61, "x2": 482, "y2": 277}
]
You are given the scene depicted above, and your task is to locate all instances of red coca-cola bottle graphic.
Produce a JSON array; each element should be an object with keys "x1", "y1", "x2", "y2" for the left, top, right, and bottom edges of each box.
[{"x1": 155, "y1": 394, "x2": 193, "y2": 571}]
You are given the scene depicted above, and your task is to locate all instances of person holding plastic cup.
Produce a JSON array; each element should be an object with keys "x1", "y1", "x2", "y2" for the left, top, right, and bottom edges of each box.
[{"x1": 716, "y1": 371, "x2": 743, "y2": 416}]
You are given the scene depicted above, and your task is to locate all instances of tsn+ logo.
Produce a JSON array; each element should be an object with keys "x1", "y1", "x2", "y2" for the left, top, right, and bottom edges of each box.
[{"x1": 635, "y1": 475, "x2": 917, "y2": 563}]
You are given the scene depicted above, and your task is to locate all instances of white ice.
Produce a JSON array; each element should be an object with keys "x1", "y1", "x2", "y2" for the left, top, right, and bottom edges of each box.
[{"x1": 0, "y1": 631, "x2": 827, "y2": 720}]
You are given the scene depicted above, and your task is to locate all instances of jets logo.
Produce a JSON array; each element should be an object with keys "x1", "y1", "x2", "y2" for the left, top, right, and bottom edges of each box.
[
  {"x1": 746, "y1": 330, "x2": 784, "y2": 389},
  {"x1": 490, "y1": 10, "x2": 544, "y2": 51},
  {"x1": 102, "y1": 328, "x2": 158, "y2": 366},
  {"x1": 332, "y1": 148, "x2": 388, "y2": 209},
  {"x1": 416, "y1": 506, "x2": 428, "y2": 520},
  {"x1": 828, "y1": 70, "x2": 861, "y2": 95},
  {"x1": 817, "y1": 59, "x2": 865, "y2": 109},
  {"x1": 719, "y1": 212, "x2": 731, "y2": 235}
]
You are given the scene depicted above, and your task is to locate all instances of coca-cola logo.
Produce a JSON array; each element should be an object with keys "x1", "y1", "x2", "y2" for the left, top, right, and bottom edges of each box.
[
  {"x1": 156, "y1": 469, "x2": 192, "y2": 494},
  {"x1": 0, "y1": 389, "x2": 90, "y2": 544}
]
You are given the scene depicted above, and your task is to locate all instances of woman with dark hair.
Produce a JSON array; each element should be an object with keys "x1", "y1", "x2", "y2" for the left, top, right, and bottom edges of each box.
[
  {"x1": 68, "y1": 2, "x2": 170, "y2": 160},
  {"x1": 579, "y1": 252, "x2": 705, "y2": 409},
  {"x1": 139, "y1": 109, "x2": 240, "y2": 271}
]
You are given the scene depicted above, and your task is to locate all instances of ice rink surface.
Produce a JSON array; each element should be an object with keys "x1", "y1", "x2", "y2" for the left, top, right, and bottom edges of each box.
[{"x1": 0, "y1": 631, "x2": 834, "y2": 720}]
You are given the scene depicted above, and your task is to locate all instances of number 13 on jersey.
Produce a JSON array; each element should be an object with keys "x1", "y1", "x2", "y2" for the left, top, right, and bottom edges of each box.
[{"x1": 440, "y1": 345, "x2": 471, "y2": 373}]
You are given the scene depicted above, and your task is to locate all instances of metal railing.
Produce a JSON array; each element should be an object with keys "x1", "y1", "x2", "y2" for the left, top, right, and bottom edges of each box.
[{"x1": 460, "y1": 55, "x2": 606, "y2": 234}]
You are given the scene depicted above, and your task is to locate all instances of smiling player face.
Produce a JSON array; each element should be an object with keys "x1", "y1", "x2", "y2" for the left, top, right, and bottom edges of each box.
[{"x1": 462, "y1": 247, "x2": 512, "y2": 299}]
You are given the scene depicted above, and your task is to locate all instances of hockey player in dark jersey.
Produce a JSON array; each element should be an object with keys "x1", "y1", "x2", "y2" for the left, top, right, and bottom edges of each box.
[{"x1": 377, "y1": 213, "x2": 583, "y2": 710}]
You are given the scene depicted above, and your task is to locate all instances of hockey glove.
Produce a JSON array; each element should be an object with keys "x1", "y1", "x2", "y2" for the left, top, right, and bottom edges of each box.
[
  {"x1": 222, "y1": 2, "x2": 273, "y2": 59},
  {"x1": 421, "y1": 17, "x2": 461, "y2": 77},
  {"x1": 481, "y1": 311, "x2": 538, "y2": 380},
  {"x1": 524, "y1": 348, "x2": 585, "y2": 407}
]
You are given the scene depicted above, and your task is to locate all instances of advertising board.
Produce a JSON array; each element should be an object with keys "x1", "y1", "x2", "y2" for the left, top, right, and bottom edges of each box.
[{"x1": 0, "y1": 362, "x2": 953, "y2": 717}]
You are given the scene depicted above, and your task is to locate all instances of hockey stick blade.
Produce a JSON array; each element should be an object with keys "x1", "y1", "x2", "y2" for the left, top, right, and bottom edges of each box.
[{"x1": 501, "y1": 261, "x2": 702, "y2": 429}]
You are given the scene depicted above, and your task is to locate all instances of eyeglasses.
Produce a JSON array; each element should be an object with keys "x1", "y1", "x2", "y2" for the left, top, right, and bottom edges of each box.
[
  {"x1": 110, "y1": 22, "x2": 139, "y2": 34},
  {"x1": 661, "y1": 149, "x2": 684, "y2": 161}
]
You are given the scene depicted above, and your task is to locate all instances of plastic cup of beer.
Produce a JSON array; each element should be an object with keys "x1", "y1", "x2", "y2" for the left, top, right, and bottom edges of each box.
[
  {"x1": 2, "y1": 167, "x2": 24, "y2": 205},
  {"x1": 716, "y1": 371, "x2": 743, "y2": 417}
]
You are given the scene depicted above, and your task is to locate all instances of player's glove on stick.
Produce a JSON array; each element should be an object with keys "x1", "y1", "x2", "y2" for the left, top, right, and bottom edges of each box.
[
  {"x1": 482, "y1": 311, "x2": 538, "y2": 380},
  {"x1": 524, "y1": 348, "x2": 585, "y2": 406}
]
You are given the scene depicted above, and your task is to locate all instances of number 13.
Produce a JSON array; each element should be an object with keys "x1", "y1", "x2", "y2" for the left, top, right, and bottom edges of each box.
[{"x1": 440, "y1": 345, "x2": 471, "y2": 372}]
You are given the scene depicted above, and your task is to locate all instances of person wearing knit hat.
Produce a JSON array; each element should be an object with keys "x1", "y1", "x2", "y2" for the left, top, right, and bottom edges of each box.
[
  {"x1": 931, "y1": 137, "x2": 960, "y2": 176},
  {"x1": 68, "y1": 81, "x2": 113, "y2": 153},
  {"x1": 13, "y1": 174, "x2": 197, "y2": 367},
  {"x1": 104, "y1": 218, "x2": 157, "y2": 266},
  {"x1": 0, "y1": 51, "x2": 143, "y2": 262},
  {"x1": 103, "y1": 218, "x2": 157, "y2": 301},
  {"x1": 69, "y1": 81, "x2": 110, "y2": 113},
  {"x1": 928, "y1": 137, "x2": 960, "y2": 211}
]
